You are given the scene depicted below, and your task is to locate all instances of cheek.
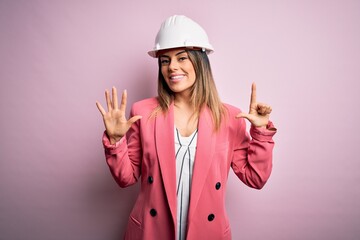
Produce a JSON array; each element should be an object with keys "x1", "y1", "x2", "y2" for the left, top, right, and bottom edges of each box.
[
  {"x1": 190, "y1": 69, "x2": 196, "y2": 81},
  {"x1": 161, "y1": 67, "x2": 168, "y2": 78},
  {"x1": 187, "y1": 63, "x2": 196, "y2": 80}
]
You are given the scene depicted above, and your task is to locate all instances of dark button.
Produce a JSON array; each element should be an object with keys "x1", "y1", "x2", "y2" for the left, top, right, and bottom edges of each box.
[
  {"x1": 148, "y1": 176, "x2": 153, "y2": 184},
  {"x1": 208, "y1": 214, "x2": 215, "y2": 221},
  {"x1": 150, "y1": 208, "x2": 157, "y2": 217},
  {"x1": 215, "y1": 182, "x2": 221, "y2": 190}
]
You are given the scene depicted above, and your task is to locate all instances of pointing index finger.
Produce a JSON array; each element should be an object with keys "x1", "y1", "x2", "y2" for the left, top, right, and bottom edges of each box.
[{"x1": 250, "y1": 82, "x2": 257, "y2": 106}]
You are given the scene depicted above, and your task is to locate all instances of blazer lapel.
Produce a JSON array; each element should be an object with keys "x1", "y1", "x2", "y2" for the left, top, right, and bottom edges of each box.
[
  {"x1": 155, "y1": 103, "x2": 177, "y2": 226},
  {"x1": 188, "y1": 106, "x2": 216, "y2": 220}
]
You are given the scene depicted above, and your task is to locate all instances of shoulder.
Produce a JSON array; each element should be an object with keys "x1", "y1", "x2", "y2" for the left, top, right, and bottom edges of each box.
[
  {"x1": 222, "y1": 103, "x2": 243, "y2": 117},
  {"x1": 132, "y1": 97, "x2": 158, "y2": 108},
  {"x1": 220, "y1": 103, "x2": 246, "y2": 132},
  {"x1": 131, "y1": 97, "x2": 159, "y2": 115}
]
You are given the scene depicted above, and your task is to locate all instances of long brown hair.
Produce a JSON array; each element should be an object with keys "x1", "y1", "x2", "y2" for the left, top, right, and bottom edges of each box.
[{"x1": 154, "y1": 49, "x2": 226, "y2": 131}]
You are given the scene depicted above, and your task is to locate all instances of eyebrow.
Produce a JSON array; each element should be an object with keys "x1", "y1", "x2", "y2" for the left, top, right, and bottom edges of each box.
[{"x1": 159, "y1": 50, "x2": 187, "y2": 58}]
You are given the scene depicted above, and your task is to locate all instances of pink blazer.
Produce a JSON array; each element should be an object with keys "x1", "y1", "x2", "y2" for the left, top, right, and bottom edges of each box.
[{"x1": 102, "y1": 97, "x2": 276, "y2": 240}]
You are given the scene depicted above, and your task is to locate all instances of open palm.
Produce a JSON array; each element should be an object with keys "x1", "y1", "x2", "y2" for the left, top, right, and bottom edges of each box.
[{"x1": 96, "y1": 87, "x2": 142, "y2": 144}]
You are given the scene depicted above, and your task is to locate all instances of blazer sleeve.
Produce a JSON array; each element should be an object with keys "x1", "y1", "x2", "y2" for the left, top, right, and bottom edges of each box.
[
  {"x1": 231, "y1": 118, "x2": 276, "y2": 189},
  {"x1": 102, "y1": 106, "x2": 143, "y2": 188}
]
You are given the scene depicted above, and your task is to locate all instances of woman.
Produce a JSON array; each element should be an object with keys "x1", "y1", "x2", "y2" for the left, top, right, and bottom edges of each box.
[{"x1": 96, "y1": 15, "x2": 276, "y2": 240}]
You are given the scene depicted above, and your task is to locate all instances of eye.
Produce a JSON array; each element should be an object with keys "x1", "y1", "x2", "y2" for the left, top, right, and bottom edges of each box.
[
  {"x1": 160, "y1": 59, "x2": 170, "y2": 65},
  {"x1": 178, "y1": 56, "x2": 188, "y2": 61}
]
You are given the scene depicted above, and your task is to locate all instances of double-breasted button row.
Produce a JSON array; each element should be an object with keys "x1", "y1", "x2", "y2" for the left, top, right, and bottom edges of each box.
[
  {"x1": 148, "y1": 176, "x2": 156, "y2": 217},
  {"x1": 208, "y1": 182, "x2": 220, "y2": 222},
  {"x1": 207, "y1": 182, "x2": 220, "y2": 222},
  {"x1": 150, "y1": 208, "x2": 157, "y2": 217}
]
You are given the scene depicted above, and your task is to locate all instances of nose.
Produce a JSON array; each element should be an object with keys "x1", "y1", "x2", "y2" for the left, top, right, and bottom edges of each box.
[{"x1": 168, "y1": 59, "x2": 179, "y2": 71}]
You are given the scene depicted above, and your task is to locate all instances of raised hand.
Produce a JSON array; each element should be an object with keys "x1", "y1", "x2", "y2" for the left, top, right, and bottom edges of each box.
[
  {"x1": 236, "y1": 83, "x2": 272, "y2": 128},
  {"x1": 96, "y1": 87, "x2": 142, "y2": 144}
]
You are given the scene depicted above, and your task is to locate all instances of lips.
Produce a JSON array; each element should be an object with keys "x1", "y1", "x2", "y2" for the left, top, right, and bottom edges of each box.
[{"x1": 169, "y1": 74, "x2": 185, "y2": 82}]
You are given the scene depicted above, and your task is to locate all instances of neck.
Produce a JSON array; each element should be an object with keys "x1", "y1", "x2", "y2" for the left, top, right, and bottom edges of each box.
[
  {"x1": 173, "y1": 94, "x2": 199, "y2": 137},
  {"x1": 173, "y1": 92, "x2": 193, "y2": 109}
]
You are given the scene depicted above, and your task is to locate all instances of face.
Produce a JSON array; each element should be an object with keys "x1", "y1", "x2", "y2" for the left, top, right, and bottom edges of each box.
[{"x1": 159, "y1": 48, "x2": 196, "y2": 96}]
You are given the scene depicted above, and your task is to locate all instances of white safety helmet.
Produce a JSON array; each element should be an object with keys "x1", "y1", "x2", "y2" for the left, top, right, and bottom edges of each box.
[{"x1": 148, "y1": 15, "x2": 214, "y2": 58}]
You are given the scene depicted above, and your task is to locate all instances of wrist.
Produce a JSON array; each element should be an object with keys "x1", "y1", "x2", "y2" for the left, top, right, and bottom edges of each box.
[
  {"x1": 110, "y1": 135, "x2": 123, "y2": 144},
  {"x1": 252, "y1": 121, "x2": 275, "y2": 130},
  {"x1": 106, "y1": 132, "x2": 123, "y2": 145},
  {"x1": 252, "y1": 121, "x2": 268, "y2": 129}
]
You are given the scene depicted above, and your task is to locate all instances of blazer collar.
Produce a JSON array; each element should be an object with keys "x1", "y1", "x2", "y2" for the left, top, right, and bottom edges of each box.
[
  {"x1": 188, "y1": 106, "x2": 216, "y2": 220},
  {"x1": 155, "y1": 102, "x2": 177, "y2": 226}
]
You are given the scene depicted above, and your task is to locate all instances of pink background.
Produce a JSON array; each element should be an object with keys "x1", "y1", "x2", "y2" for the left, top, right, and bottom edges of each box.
[{"x1": 1, "y1": 0, "x2": 359, "y2": 239}]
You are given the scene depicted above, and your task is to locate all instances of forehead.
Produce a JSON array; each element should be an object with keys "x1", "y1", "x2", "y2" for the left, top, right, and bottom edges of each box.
[{"x1": 158, "y1": 47, "x2": 188, "y2": 58}]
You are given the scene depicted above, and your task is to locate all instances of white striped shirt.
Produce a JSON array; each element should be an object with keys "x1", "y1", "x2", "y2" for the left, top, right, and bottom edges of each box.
[{"x1": 174, "y1": 127, "x2": 198, "y2": 240}]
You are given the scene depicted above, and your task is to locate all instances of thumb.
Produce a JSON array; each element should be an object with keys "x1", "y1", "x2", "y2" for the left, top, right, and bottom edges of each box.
[
  {"x1": 236, "y1": 112, "x2": 255, "y2": 122},
  {"x1": 236, "y1": 112, "x2": 250, "y2": 119},
  {"x1": 128, "y1": 115, "x2": 142, "y2": 125}
]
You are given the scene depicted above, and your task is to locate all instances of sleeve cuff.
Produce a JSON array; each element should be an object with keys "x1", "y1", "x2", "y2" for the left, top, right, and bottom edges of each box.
[
  {"x1": 250, "y1": 121, "x2": 277, "y2": 142},
  {"x1": 102, "y1": 131, "x2": 126, "y2": 155}
]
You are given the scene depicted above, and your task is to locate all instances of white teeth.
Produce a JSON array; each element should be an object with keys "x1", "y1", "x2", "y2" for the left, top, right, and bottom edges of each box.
[{"x1": 170, "y1": 75, "x2": 184, "y2": 80}]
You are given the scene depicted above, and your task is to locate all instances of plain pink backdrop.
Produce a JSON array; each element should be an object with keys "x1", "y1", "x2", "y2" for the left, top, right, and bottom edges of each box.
[{"x1": 1, "y1": 0, "x2": 359, "y2": 239}]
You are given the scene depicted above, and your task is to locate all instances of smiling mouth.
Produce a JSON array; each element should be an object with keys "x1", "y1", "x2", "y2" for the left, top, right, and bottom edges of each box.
[{"x1": 169, "y1": 75, "x2": 185, "y2": 82}]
